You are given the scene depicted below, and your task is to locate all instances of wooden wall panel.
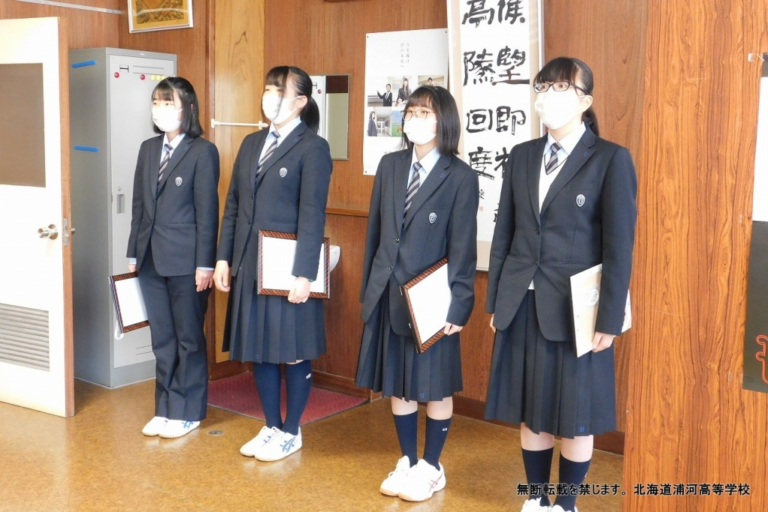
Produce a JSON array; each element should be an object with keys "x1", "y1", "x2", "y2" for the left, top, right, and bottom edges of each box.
[
  {"x1": 0, "y1": 0, "x2": 119, "y2": 49},
  {"x1": 623, "y1": 0, "x2": 768, "y2": 509},
  {"x1": 543, "y1": 0, "x2": 647, "y2": 439},
  {"x1": 212, "y1": 0, "x2": 266, "y2": 365}
]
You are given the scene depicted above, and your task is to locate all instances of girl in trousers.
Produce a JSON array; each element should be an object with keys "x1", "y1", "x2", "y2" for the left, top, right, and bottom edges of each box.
[
  {"x1": 356, "y1": 86, "x2": 479, "y2": 502},
  {"x1": 214, "y1": 66, "x2": 332, "y2": 462},
  {"x1": 485, "y1": 57, "x2": 637, "y2": 512},
  {"x1": 127, "y1": 77, "x2": 220, "y2": 439}
]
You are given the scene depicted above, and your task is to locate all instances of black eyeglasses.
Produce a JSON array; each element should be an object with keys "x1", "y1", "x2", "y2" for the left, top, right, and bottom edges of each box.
[
  {"x1": 533, "y1": 81, "x2": 589, "y2": 95},
  {"x1": 403, "y1": 109, "x2": 434, "y2": 121}
]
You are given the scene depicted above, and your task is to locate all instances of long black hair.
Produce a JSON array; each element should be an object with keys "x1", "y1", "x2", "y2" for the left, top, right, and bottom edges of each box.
[
  {"x1": 534, "y1": 57, "x2": 599, "y2": 136},
  {"x1": 151, "y1": 77, "x2": 203, "y2": 137},
  {"x1": 264, "y1": 66, "x2": 320, "y2": 133},
  {"x1": 401, "y1": 86, "x2": 460, "y2": 156}
]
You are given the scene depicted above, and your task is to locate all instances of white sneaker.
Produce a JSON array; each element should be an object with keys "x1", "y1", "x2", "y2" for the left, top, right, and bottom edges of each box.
[
  {"x1": 255, "y1": 428, "x2": 302, "y2": 461},
  {"x1": 142, "y1": 416, "x2": 168, "y2": 436},
  {"x1": 550, "y1": 506, "x2": 577, "y2": 512},
  {"x1": 522, "y1": 496, "x2": 551, "y2": 511},
  {"x1": 397, "y1": 459, "x2": 446, "y2": 502},
  {"x1": 240, "y1": 426, "x2": 280, "y2": 457},
  {"x1": 379, "y1": 456, "x2": 412, "y2": 496},
  {"x1": 159, "y1": 420, "x2": 200, "y2": 439}
]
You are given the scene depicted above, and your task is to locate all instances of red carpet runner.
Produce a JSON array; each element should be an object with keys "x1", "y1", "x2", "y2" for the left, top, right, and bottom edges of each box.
[{"x1": 208, "y1": 372, "x2": 367, "y2": 425}]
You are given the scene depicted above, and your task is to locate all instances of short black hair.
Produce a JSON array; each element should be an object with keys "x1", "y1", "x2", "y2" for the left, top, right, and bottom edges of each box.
[
  {"x1": 151, "y1": 77, "x2": 203, "y2": 137},
  {"x1": 264, "y1": 66, "x2": 320, "y2": 132},
  {"x1": 534, "y1": 56, "x2": 599, "y2": 136},
  {"x1": 386, "y1": 84, "x2": 391, "y2": 88},
  {"x1": 401, "y1": 86, "x2": 460, "y2": 156}
]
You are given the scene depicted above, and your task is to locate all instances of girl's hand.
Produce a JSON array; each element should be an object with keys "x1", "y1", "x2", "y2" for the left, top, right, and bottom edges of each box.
[
  {"x1": 444, "y1": 323, "x2": 464, "y2": 336},
  {"x1": 213, "y1": 261, "x2": 231, "y2": 292},
  {"x1": 489, "y1": 314, "x2": 496, "y2": 333},
  {"x1": 592, "y1": 332, "x2": 615, "y2": 352},
  {"x1": 128, "y1": 264, "x2": 137, "y2": 273},
  {"x1": 195, "y1": 269, "x2": 214, "y2": 292},
  {"x1": 288, "y1": 277, "x2": 311, "y2": 304}
]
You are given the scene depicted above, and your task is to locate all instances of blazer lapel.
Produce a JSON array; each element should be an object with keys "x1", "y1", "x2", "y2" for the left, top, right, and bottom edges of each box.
[
  {"x1": 248, "y1": 130, "x2": 269, "y2": 191},
  {"x1": 254, "y1": 123, "x2": 308, "y2": 189},
  {"x1": 392, "y1": 151, "x2": 411, "y2": 232},
  {"x1": 157, "y1": 137, "x2": 194, "y2": 195},
  {"x1": 527, "y1": 136, "x2": 547, "y2": 225},
  {"x1": 540, "y1": 128, "x2": 597, "y2": 215},
  {"x1": 403, "y1": 154, "x2": 452, "y2": 230},
  {"x1": 149, "y1": 137, "x2": 163, "y2": 201}
]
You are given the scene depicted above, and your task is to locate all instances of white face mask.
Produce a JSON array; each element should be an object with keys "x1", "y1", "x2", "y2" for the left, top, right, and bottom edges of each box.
[
  {"x1": 534, "y1": 90, "x2": 586, "y2": 131},
  {"x1": 403, "y1": 118, "x2": 437, "y2": 145},
  {"x1": 151, "y1": 106, "x2": 182, "y2": 133},
  {"x1": 262, "y1": 95, "x2": 301, "y2": 124}
]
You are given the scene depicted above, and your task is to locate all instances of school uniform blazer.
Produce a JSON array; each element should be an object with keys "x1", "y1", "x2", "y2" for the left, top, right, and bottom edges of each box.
[
  {"x1": 486, "y1": 127, "x2": 637, "y2": 341},
  {"x1": 360, "y1": 149, "x2": 479, "y2": 333},
  {"x1": 377, "y1": 91, "x2": 393, "y2": 107},
  {"x1": 216, "y1": 123, "x2": 333, "y2": 280},
  {"x1": 127, "y1": 135, "x2": 220, "y2": 276}
]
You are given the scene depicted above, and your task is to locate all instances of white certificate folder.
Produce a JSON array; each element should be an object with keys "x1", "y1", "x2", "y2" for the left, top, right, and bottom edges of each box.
[
  {"x1": 570, "y1": 264, "x2": 632, "y2": 358},
  {"x1": 403, "y1": 258, "x2": 452, "y2": 353},
  {"x1": 109, "y1": 272, "x2": 149, "y2": 334},
  {"x1": 258, "y1": 231, "x2": 330, "y2": 299}
]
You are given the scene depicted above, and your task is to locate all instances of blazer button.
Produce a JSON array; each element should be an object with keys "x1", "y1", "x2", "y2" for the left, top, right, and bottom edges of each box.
[
  {"x1": 533, "y1": 260, "x2": 538, "y2": 267},
  {"x1": 535, "y1": 229, "x2": 540, "y2": 235},
  {"x1": 388, "y1": 265, "x2": 393, "y2": 271},
  {"x1": 394, "y1": 238, "x2": 400, "y2": 243}
]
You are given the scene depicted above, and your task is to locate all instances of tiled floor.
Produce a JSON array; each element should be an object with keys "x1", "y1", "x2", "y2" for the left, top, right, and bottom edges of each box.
[{"x1": 0, "y1": 380, "x2": 623, "y2": 511}]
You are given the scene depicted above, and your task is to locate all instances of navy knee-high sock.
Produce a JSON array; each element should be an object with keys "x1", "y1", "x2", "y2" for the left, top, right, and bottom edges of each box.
[
  {"x1": 555, "y1": 454, "x2": 591, "y2": 511},
  {"x1": 522, "y1": 447, "x2": 554, "y2": 506},
  {"x1": 283, "y1": 360, "x2": 313, "y2": 435},
  {"x1": 392, "y1": 411, "x2": 418, "y2": 466},
  {"x1": 253, "y1": 362, "x2": 282, "y2": 430},
  {"x1": 423, "y1": 416, "x2": 451, "y2": 470}
]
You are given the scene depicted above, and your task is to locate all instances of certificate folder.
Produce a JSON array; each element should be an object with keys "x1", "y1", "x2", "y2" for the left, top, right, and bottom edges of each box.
[
  {"x1": 109, "y1": 272, "x2": 149, "y2": 334},
  {"x1": 403, "y1": 258, "x2": 452, "y2": 353},
  {"x1": 257, "y1": 230, "x2": 331, "y2": 299},
  {"x1": 570, "y1": 264, "x2": 632, "y2": 358}
]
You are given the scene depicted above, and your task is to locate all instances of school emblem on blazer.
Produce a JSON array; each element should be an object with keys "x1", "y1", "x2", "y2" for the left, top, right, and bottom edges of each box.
[
  {"x1": 279, "y1": 167, "x2": 288, "y2": 178},
  {"x1": 576, "y1": 194, "x2": 586, "y2": 207},
  {"x1": 175, "y1": 177, "x2": 182, "y2": 186},
  {"x1": 429, "y1": 212, "x2": 437, "y2": 223}
]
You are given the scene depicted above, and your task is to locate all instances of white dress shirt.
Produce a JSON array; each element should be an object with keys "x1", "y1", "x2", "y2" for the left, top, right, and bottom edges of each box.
[
  {"x1": 260, "y1": 116, "x2": 302, "y2": 161},
  {"x1": 529, "y1": 122, "x2": 587, "y2": 290},
  {"x1": 408, "y1": 146, "x2": 441, "y2": 188}
]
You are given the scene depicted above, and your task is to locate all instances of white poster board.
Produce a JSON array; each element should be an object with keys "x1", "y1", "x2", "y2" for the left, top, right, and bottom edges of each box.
[
  {"x1": 448, "y1": 0, "x2": 543, "y2": 270},
  {"x1": 363, "y1": 29, "x2": 449, "y2": 175}
]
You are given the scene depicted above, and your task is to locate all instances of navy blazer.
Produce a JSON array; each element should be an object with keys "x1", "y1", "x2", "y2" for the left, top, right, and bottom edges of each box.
[
  {"x1": 360, "y1": 149, "x2": 479, "y2": 333},
  {"x1": 486, "y1": 128, "x2": 637, "y2": 340},
  {"x1": 127, "y1": 135, "x2": 220, "y2": 276},
  {"x1": 217, "y1": 122, "x2": 333, "y2": 280}
]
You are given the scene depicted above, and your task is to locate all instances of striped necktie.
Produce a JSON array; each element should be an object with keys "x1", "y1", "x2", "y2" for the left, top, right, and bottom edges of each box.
[
  {"x1": 404, "y1": 161, "x2": 423, "y2": 215},
  {"x1": 544, "y1": 142, "x2": 563, "y2": 175},
  {"x1": 158, "y1": 143, "x2": 172, "y2": 183},
  {"x1": 257, "y1": 132, "x2": 280, "y2": 175}
]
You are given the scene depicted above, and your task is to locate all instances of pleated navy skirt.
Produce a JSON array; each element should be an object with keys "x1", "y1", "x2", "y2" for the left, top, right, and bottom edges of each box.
[
  {"x1": 355, "y1": 286, "x2": 463, "y2": 402},
  {"x1": 484, "y1": 291, "x2": 616, "y2": 438},
  {"x1": 222, "y1": 268, "x2": 326, "y2": 364}
]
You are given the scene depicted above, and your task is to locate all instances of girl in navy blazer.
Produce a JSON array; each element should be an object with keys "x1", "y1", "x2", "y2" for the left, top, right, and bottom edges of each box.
[
  {"x1": 356, "y1": 86, "x2": 479, "y2": 502},
  {"x1": 127, "y1": 77, "x2": 220, "y2": 439},
  {"x1": 485, "y1": 57, "x2": 637, "y2": 512},
  {"x1": 214, "y1": 66, "x2": 332, "y2": 462}
]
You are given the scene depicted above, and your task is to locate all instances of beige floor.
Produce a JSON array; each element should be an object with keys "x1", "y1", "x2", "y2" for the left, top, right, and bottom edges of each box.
[{"x1": 0, "y1": 380, "x2": 623, "y2": 511}]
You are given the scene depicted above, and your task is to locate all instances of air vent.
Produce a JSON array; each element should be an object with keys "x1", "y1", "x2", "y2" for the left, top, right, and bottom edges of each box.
[{"x1": 0, "y1": 303, "x2": 49, "y2": 371}]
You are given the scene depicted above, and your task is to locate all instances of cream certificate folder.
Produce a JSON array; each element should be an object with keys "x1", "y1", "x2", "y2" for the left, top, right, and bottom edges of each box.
[
  {"x1": 403, "y1": 258, "x2": 452, "y2": 352},
  {"x1": 257, "y1": 231, "x2": 330, "y2": 299},
  {"x1": 570, "y1": 264, "x2": 631, "y2": 357},
  {"x1": 109, "y1": 272, "x2": 149, "y2": 334}
]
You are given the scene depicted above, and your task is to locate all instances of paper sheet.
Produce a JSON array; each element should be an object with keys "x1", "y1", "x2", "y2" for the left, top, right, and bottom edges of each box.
[
  {"x1": 260, "y1": 237, "x2": 327, "y2": 295},
  {"x1": 407, "y1": 264, "x2": 452, "y2": 346},
  {"x1": 113, "y1": 276, "x2": 148, "y2": 328}
]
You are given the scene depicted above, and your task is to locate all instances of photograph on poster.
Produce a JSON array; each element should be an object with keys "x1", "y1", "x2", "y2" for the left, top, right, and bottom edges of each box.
[
  {"x1": 366, "y1": 108, "x2": 397, "y2": 137},
  {"x1": 367, "y1": 76, "x2": 414, "y2": 107},
  {"x1": 418, "y1": 75, "x2": 446, "y2": 87}
]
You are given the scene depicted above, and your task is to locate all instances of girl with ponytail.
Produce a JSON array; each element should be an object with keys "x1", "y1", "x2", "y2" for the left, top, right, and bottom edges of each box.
[{"x1": 214, "y1": 65, "x2": 333, "y2": 462}]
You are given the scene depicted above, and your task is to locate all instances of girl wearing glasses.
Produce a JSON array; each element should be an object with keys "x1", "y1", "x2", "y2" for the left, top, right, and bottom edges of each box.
[
  {"x1": 356, "y1": 86, "x2": 479, "y2": 502},
  {"x1": 485, "y1": 57, "x2": 637, "y2": 512},
  {"x1": 214, "y1": 66, "x2": 332, "y2": 462}
]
